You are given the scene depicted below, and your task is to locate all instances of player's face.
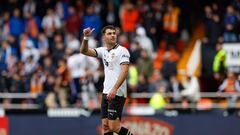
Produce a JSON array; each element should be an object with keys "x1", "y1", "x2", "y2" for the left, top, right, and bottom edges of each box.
[{"x1": 103, "y1": 29, "x2": 117, "y2": 45}]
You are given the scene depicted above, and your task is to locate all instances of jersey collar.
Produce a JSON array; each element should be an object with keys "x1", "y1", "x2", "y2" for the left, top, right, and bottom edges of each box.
[{"x1": 107, "y1": 43, "x2": 119, "y2": 52}]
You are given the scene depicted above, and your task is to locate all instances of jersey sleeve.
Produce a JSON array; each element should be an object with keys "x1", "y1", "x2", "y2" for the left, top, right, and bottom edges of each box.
[
  {"x1": 94, "y1": 47, "x2": 104, "y2": 58},
  {"x1": 120, "y1": 48, "x2": 130, "y2": 65}
]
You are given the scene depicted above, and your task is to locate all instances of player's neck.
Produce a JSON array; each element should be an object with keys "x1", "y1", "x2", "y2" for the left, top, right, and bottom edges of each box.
[{"x1": 106, "y1": 43, "x2": 116, "y2": 50}]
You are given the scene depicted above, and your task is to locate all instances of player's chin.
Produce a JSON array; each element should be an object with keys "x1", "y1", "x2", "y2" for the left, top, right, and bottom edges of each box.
[
  {"x1": 111, "y1": 39, "x2": 116, "y2": 42},
  {"x1": 109, "y1": 41, "x2": 114, "y2": 44}
]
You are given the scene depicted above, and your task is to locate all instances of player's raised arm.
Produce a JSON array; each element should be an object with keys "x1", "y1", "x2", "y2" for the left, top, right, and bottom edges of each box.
[{"x1": 80, "y1": 27, "x2": 97, "y2": 57}]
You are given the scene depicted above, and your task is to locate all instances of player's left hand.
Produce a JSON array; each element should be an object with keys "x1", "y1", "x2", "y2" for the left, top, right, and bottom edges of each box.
[{"x1": 107, "y1": 89, "x2": 117, "y2": 100}]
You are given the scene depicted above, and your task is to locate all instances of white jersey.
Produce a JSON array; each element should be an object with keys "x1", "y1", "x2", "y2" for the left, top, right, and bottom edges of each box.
[{"x1": 95, "y1": 44, "x2": 130, "y2": 97}]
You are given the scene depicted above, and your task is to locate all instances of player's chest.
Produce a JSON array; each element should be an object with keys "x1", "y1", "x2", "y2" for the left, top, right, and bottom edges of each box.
[
  {"x1": 103, "y1": 51, "x2": 119, "y2": 62},
  {"x1": 102, "y1": 51, "x2": 119, "y2": 68}
]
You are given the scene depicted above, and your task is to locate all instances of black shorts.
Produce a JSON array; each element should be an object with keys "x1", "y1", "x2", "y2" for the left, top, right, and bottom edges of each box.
[{"x1": 101, "y1": 94, "x2": 126, "y2": 120}]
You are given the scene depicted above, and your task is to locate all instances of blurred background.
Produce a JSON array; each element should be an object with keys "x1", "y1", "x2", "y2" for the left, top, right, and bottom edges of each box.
[{"x1": 0, "y1": 0, "x2": 240, "y2": 135}]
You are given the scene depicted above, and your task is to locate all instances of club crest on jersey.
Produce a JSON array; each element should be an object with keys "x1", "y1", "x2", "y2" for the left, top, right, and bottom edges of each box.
[{"x1": 111, "y1": 53, "x2": 115, "y2": 59}]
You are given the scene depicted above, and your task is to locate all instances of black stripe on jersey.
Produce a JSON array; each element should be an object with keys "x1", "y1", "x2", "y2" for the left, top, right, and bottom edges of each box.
[
  {"x1": 113, "y1": 43, "x2": 120, "y2": 49},
  {"x1": 107, "y1": 43, "x2": 120, "y2": 52},
  {"x1": 120, "y1": 62, "x2": 130, "y2": 65},
  {"x1": 93, "y1": 49, "x2": 98, "y2": 57}
]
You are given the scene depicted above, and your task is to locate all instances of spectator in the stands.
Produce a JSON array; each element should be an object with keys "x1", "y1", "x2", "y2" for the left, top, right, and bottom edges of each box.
[
  {"x1": 0, "y1": 11, "x2": 10, "y2": 41},
  {"x1": 82, "y1": 5, "x2": 102, "y2": 38},
  {"x1": 148, "y1": 70, "x2": 169, "y2": 93},
  {"x1": 0, "y1": 41, "x2": 17, "y2": 92},
  {"x1": 51, "y1": 34, "x2": 65, "y2": 65},
  {"x1": 128, "y1": 63, "x2": 138, "y2": 93},
  {"x1": 208, "y1": 14, "x2": 223, "y2": 44},
  {"x1": 148, "y1": 0, "x2": 166, "y2": 49},
  {"x1": 213, "y1": 42, "x2": 227, "y2": 81},
  {"x1": 9, "y1": 66, "x2": 26, "y2": 93},
  {"x1": 0, "y1": 41, "x2": 17, "y2": 71},
  {"x1": 23, "y1": 0, "x2": 36, "y2": 18},
  {"x1": 167, "y1": 75, "x2": 184, "y2": 103},
  {"x1": 42, "y1": 8, "x2": 62, "y2": 38},
  {"x1": 24, "y1": 55, "x2": 38, "y2": 76},
  {"x1": 233, "y1": 0, "x2": 240, "y2": 11},
  {"x1": 43, "y1": 73, "x2": 56, "y2": 108},
  {"x1": 9, "y1": 8, "x2": 24, "y2": 38},
  {"x1": 163, "y1": 4, "x2": 180, "y2": 46},
  {"x1": 120, "y1": 2, "x2": 139, "y2": 42},
  {"x1": 56, "y1": 59, "x2": 70, "y2": 87},
  {"x1": 20, "y1": 34, "x2": 40, "y2": 63},
  {"x1": 136, "y1": 49, "x2": 153, "y2": 80},
  {"x1": 161, "y1": 49, "x2": 178, "y2": 80},
  {"x1": 218, "y1": 71, "x2": 240, "y2": 93},
  {"x1": 20, "y1": 33, "x2": 34, "y2": 55},
  {"x1": 49, "y1": 71, "x2": 70, "y2": 108},
  {"x1": 30, "y1": 71, "x2": 44, "y2": 94},
  {"x1": 180, "y1": 73, "x2": 201, "y2": 107},
  {"x1": 0, "y1": 70, "x2": 8, "y2": 92},
  {"x1": 153, "y1": 40, "x2": 167, "y2": 70},
  {"x1": 75, "y1": 0, "x2": 85, "y2": 18},
  {"x1": 90, "y1": 0, "x2": 102, "y2": 15},
  {"x1": 223, "y1": 5, "x2": 238, "y2": 42},
  {"x1": 24, "y1": 12, "x2": 41, "y2": 45},
  {"x1": 36, "y1": 0, "x2": 55, "y2": 19},
  {"x1": 55, "y1": 0, "x2": 69, "y2": 21},
  {"x1": 218, "y1": 70, "x2": 240, "y2": 115},
  {"x1": 65, "y1": 6, "x2": 82, "y2": 36},
  {"x1": 7, "y1": 35, "x2": 19, "y2": 58},
  {"x1": 129, "y1": 41, "x2": 141, "y2": 64},
  {"x1": 101, "y1": 0, "x2": 120, "y2": 27},
  {"x1": 118, "y1": 33, "x2": 130, "y2": 49},
  {"x1": 137, "y1": 74, "x2": 149, "y2": 93},
  {"x1": 203, "y1": 5, "x2": 213, "y2": 40},
  {"x1": 135, "y1": 26, "x2": 154, "y2": 58},
  {"x1": 42, "y1": 56, "x2": 56, "y2": 75},
  {"x1": 66, "y1": 33, "x2": 80, "y2": 52},
  {"x1": 37, "y1": 33, "x2": 49, "y2": 58}
]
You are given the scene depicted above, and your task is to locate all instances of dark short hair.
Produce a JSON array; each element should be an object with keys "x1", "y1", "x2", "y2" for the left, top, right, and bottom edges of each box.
[{"x1": 101, "y1": 25, "x2": 116, "y2": 34}]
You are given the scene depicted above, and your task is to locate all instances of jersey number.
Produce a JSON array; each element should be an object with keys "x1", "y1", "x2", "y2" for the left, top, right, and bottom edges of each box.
[{"x1": 103, "y1": 59, "x2": 109, "y2": 67}]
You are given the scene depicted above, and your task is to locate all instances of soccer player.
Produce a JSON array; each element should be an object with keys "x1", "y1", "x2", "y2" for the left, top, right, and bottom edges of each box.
[{"x1": 80, "y1": 25, "x2": 133, "y2": 135}]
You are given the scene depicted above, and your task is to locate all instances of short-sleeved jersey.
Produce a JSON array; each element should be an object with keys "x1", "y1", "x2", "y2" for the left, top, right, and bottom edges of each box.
[{"x1": 94, "y1": 44, "x2": 130, "y2": 97}]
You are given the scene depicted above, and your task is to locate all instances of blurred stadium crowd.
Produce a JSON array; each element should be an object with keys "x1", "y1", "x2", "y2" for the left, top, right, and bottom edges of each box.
[{"x1": 0, "y1": 0, "x2": 239, "y2": 110}]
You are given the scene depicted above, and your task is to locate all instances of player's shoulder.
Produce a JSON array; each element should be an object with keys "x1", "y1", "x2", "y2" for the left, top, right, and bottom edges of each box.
[{"x1": 117, "y1": 44, "x2": 129, "y2": 52}]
